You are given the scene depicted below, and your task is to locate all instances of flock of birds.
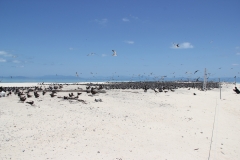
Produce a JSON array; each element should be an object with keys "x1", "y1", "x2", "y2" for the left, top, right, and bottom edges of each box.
[
  {"x1": 87, "y1": 50, "x2": 117, "y2": 57},
  {"x1": 0, "y1": 81, "x2": 220, "y2": 105},
  {"x1": 0, "y1": 84, "x2": 106, "y2": 105}
]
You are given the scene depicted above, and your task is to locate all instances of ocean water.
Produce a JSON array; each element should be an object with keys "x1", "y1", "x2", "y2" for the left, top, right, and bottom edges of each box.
[{"x1": 0, "y1": 76, "x2": 239, "y2": 84}]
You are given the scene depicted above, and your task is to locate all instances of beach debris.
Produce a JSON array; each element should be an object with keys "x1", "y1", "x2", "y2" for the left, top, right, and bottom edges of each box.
[{"x1": 194, "y1": 148, "x2": 199, "y2": 150}]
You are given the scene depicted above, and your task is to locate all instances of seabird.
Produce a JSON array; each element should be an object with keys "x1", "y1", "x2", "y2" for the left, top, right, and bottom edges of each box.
[
  {"x1": 50, "y1": 93, "x2": 56, "y2": 97},
  {"x1": 91, "y1": 87, "x2": 98, "y2": 95},
  {"x1": 112, "y1": 50, "x2": 117, "y2": 56},
  {"x1": 173, "y1": 43, "x2": 180, "y2": 48},
  {"x1": 194, "y1": 70, "x2": 199, "y2": 74},
  {"x1": 19, "y1": 96, "x2": 26, "y2": 102},
  {"x1": 27, "y1": 93, "x2": 32, "y2": 98},
  {"x1": 26, "y1": 101, "x2": 34, "y2": 105},
  {"x1": 69, "y1": 93, "x2": 74, "y2": 97},
  {"x1": 87, "y1": 53, "x2": 96, "y2": 56}
]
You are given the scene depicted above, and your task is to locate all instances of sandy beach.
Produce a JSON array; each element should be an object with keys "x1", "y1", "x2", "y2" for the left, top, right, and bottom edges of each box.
[{"x1": 0, "y1": 82, "x2": 239, "y2": 160}]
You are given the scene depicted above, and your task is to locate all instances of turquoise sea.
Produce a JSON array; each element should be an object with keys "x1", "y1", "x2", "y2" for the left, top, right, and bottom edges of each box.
[{"x1": 0, "y1": 75, "x2": 239, "y2": 84}]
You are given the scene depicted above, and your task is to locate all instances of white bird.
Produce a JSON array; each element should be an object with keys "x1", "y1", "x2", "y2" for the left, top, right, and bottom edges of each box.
[
  {"x1": 112, "y1": 50, "x2": 117, "y2": 56},
  {"x1": 173, "y1": 43, "x2": 180, "y2": 48}
]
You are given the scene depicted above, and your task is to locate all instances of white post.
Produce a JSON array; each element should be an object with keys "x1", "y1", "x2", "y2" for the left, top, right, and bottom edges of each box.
[
  {"x1": 219, "y1": 78, "x2": 221, "y2": 99},
  {"x1": 203, "y1": 68, "x2": 207, "y2": 91},
  {"x1": 234, "y1": 76, "x2": 236, "y2": 87}
]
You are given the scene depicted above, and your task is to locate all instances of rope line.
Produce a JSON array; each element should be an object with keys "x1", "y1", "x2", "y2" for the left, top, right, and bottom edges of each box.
[{"x1": 208, "y1": 99, "x2": 218, "y2": 160}]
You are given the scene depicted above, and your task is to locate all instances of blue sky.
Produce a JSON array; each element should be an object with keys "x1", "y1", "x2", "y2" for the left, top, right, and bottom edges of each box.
[{"x1": 0, "y1": 0, "x2": 239, "y2": 79}]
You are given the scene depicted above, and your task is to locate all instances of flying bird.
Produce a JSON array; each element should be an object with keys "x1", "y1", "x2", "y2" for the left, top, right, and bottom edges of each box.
[
  {"x1": 87, "y1": 53, "x2": 96, "y2": 56},
  {"x1": 112, "y1": 50, "x2": 117, "y2": 56},
  {"x1": 194, "y1": 70, "x2": 199, "y2": 74},
  {"x1": 173, "y1": 43, "x2": 180, "y2": 48}
]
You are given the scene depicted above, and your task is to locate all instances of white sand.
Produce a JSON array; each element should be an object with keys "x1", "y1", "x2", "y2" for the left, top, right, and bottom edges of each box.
[{"x1": 0, "y1": 83, "x2": 239, "y2": 160}]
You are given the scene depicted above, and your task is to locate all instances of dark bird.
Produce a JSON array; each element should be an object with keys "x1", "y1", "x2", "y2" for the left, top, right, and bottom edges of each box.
[
  {"x1": 91, "y1": 87, "x2": 98, "y2": 95},
  {"x1": 26, "y1": 101, "x2": 34, "y2": 105},
  {"x1": 144, "y1": 85, "x2": 148, "y2": 92},
  {"x1": 193, "y1": 93, "x2": 196, "y2": 95},
  {"x1": 19, "y1": 96, "x2": 26, "y2": 102},
  {"x1": 74, "y1": 95, "x2": 79, "y2": 99},
  {"x1": 34, "y1": 92, "x2": 39, "y2": 98},
  {"x1": 87, "y1": 52, "x2": 96, "y2": 56},
  {"x1": 69, "y1": 93, "x2": 74, "y2": 97},
  {"x1": 173, "y1": 43, "x2": 180, "y2": 48},
  {"x1": 50, "y1": 93, "x2": 56, "y2": 97},
  {"x1": 42, "y1": 91, "x2": 46, "y2": 95},
  {"x1": 194, "y1": 70, "x2": 199, "y2": 74},
  {"x1": 112, "y1": 50, "x2": 117, "y2": 56},
  {"x1": 27, "y1": 93, "x2": 32, "y2": 98}
]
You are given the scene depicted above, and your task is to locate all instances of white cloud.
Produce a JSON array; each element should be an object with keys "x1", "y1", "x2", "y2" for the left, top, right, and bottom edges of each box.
[
  {"x1": 236, "y1": 52, "x2": 240, "y2": 55},
  {"x1": 69, "y1": 47, "x2": 74, "y2": 50},
  {"x1": 0, "y1": 50, "x2": 14, "y2": 57},
  {"x1": 0, "y1": 58, "x2": 6, "y2": 62},
  {"x1": 13, "y1": 60, "x2": 21, "y2": 63},
  {"x1": 122, "y1": 18, "x2": 129, "y2": 22},
  {"x1": 232, "y1": 63, "x2": 239, "y2": 66},
  {"x1": 94, "y1": 18, "x2": 108, "y2": 25},
  {"x1": 124, "y1": 40, "x2": 134, "y2": 44},
  {"x1": 0, "y1": 51, "x2": 7, "y2": 56},
  {"x1": 129, "y1": 15, "x2": 139, "y2": 20},
  {"x1": 101, "y1": 54, "x2": 107, "y2": 57},
  {"x1": 171, "y1": 42, "x2": 194, "y2": 49}
]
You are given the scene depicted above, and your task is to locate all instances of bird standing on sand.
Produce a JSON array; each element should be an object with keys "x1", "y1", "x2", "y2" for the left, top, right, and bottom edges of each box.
[
  {"x1": 19, "y1": 96, "x2": 26, "y2": 102},
  {"x1": 50, "y1": 92, "x2": 56, "y2": 97},
  {"x1": 91, "y1": 87, "x2": 98, "y2": 95},
  {"x1": 27, "y1": 93, "x2": 32, "y2": 98},
  {"x1": 26, "y1": 101, "x2": 34, "y2": 105},
  {"x1": 112, "y1": 50, "x2": 117, "y2": 56}
]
